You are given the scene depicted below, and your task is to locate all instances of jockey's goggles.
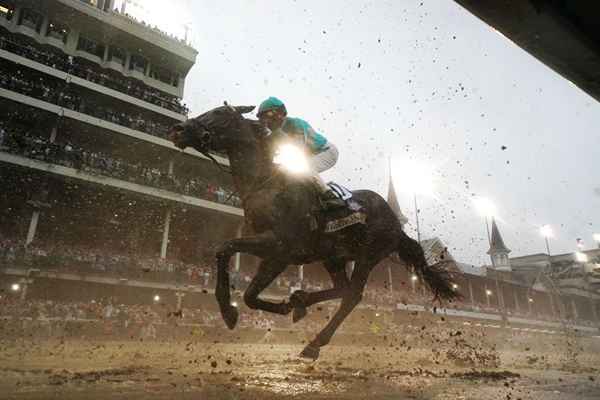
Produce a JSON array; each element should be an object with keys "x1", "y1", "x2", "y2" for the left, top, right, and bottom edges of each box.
[{"x1": 258, "y1": 110, "x2": 278, "y2": 119}]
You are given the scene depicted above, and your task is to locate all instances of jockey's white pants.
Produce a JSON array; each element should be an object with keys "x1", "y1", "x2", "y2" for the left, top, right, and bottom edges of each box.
[
  {"x1": 311, "y1": 144, "x2": 338, "y2": 192},
  {"x1": 311, "y1": 143, "x2": 339, "y2": 173}
]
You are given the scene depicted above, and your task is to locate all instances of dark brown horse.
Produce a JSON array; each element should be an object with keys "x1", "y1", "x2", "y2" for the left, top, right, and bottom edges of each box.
[{"x1": 169, "y1": 104, "x2": 459, "y2": 360}]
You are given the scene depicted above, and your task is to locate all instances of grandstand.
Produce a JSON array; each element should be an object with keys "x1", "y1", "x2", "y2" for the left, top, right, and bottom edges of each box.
[
  {"x1": 0, "y1": 0, "x2": 598, "y2": 337},
  {"x1": 0, "y1": 0, "x2": 245, "y2": 292}
]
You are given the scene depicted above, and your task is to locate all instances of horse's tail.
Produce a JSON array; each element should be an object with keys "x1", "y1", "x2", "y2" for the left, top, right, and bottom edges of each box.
[{"x1": 397, "y1": 231, "x2": 460, "y2": 302}]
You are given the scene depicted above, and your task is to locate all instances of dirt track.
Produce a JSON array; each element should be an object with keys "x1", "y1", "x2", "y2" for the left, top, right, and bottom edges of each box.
[{"x1": 1, "y1": 322, "x2": 600, "y2": 400}]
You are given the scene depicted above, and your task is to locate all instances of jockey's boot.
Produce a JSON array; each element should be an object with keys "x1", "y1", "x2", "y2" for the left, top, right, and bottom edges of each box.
[
  {"x1": 320, "y1": 188, "x2": 346, "y2": 210},
  {"x1": 314, "y1": 175, "x2": 346, "y2": 210}
]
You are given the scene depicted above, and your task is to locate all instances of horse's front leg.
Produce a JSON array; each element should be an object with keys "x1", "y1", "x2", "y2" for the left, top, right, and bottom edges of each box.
[
  {"x1": 243, "y1": 258, "x2": 292, "y2": 315},
  {"x1": 290, "y1": 257, "x2": 349, "y2": 323},
  {"x1": 215, "y1": 231, "x2": 281, "y2": 330}
]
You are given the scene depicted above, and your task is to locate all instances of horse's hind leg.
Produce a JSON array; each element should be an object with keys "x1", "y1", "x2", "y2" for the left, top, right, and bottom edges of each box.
[
  {"x1": 243, "y1": 258, "x2": 293, "y2": 315},
  {"x1": 299, "y1": 258, "x2": 375, "y2": 360},
  {"x1": 290, "y1": 258, "x2": 348, "y2": 323}
]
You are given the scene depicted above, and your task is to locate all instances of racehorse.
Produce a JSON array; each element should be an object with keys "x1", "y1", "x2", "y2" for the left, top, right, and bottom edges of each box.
[{"x1": 169, "y1": 104, "x2": 460, "y2": 360}]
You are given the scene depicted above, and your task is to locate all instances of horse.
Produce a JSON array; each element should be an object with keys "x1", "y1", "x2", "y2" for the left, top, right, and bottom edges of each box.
[{"x1": 168, "y1": 103, "x2": 460, "y2": 360}]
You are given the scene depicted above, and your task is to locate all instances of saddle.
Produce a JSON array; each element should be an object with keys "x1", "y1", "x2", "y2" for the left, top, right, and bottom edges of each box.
[{"x1": 314, "y1": 183, "x2": 366, "y2": 234}]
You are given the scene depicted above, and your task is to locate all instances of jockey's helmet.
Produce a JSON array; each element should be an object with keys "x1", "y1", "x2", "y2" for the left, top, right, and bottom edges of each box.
[{"x1": 257, "y1": 97, "x2": 287, "y2": 118}]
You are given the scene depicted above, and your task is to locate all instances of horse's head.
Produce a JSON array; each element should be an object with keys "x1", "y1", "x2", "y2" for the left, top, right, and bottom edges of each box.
[{"x1": 169, "y1": 103, "x2": 258, "y2": 155}]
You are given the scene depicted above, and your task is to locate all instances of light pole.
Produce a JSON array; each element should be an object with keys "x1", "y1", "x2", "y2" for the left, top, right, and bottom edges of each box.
[
  {"x1": 414, "y1": 193, "x2": 421, "y2": 243},
  {"x1": 530, "y1": 225, "x2": 564, "y2": 320}
]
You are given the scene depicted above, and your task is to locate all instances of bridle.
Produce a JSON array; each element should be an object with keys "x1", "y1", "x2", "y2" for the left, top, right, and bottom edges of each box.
[{"x1": 176, "y1": 108, "x2": 279, "y2": 206}]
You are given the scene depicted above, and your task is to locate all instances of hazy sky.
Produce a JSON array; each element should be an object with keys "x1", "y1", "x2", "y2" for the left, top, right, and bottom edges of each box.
[{"x1": 132, "y1": 0, "x2": 600, "y2": 265}]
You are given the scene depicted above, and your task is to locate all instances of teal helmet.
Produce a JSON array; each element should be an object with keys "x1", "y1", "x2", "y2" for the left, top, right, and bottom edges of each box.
[{"x1": 257, "y1": 97, "x2": 287, "y2": 117}]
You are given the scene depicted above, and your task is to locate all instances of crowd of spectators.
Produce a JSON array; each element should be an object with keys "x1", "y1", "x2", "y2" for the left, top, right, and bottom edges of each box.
[
  {"x1": 0, "y1": 295, "x2": 301, "y2": 341},
  {"x1": 0, "y1": 127, "x2": 242, "y2": 207},
  {"x1": 0, "y1": 62, "x2": 175, "y2": 138},
  {"x1": 0, "y1": 30, "x2": 189, "y2": 115},
  {"x1": 3, "y1": 228, "x2": 595, "y2": 327},
  {"x1": 1, "y1": 230, "x2": 597, "y2": 328},
  {"x1": 1, "y1": 297, "x2": 109, "y2": 321},
  {"x1": 0, "y1": 237, "x2": 215, "y2": 286}
]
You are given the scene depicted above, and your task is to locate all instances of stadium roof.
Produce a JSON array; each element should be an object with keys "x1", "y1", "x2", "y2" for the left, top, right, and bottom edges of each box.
[
  {"x1": 454, "y1": 0, "x2": 600, "y2": 103},
  {"x1": 456, "y1": 263, "x2": 487, "y2": 276}
]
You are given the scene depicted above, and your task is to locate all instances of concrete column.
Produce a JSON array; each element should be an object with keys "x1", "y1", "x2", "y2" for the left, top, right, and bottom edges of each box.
[
  {"x1": 10, "y1": 5, "x2": 21, "y2": 28},
  {"x1": 49, "y1": 125, "x2": 58, "y2": 143},
  {"x1": 64, "y1": 27, "x2": 80, "y2": 54},
  {"x1": 39, "y1": 14, "x2": 49, "y2": 36},
  {"x1": 513, "y1": 289, "x2": 520, "y2": 313},
  {"x1": 25, "y1": 210, "x2": 40, "y2": 246},
  {"x1": 124, "y1": 51, "x2": 132, "y2": 71},
  {"x1": 468, "y1": 279, "x2": 475, "y2": 306},
  {"x1": 103, "y1": 43, "x2": 109, "y2": 62},
  {"x1": 571, "y1": 299, "x2": 578, "y2": 320},
  {"x1": 234, "y1": 224, "x2": 242, "y2": 272},
  {"x1": 105, "y1": 0, "x2": 115, "y2": 12},
  {"x1": 387, "y1": 265, "x2": 393, "y2": 294},
  {"x1": 160, "y1": 208, "x2": 171, "y2": 259},
  {"x1": 299, "y1": 265, "x2": 304, "y2": 285},
  {"x1": 168, "y1": 159, "x2": 174, "y2": 175}
]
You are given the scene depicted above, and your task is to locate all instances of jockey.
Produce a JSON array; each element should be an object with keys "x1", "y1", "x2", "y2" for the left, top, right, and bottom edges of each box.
[{"x1": 257, "y1": 96, "x2": 345, "y2": 210}]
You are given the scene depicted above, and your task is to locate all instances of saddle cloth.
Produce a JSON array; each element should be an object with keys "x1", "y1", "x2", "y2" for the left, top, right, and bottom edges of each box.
[{"x1": 319, "y1": 182, "x2": 366, "y2": 233}]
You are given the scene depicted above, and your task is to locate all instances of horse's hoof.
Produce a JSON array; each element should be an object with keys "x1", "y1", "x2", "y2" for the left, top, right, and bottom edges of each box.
[
  {"x1": 299, "y1": 345, "x2": 320, "y2": 361},
  {"x1": 292, "y1": 306, "x2": 307, "y2": 323},
  {"x1": 222, "y1": 306, "x2": 238, "y2": 330}
]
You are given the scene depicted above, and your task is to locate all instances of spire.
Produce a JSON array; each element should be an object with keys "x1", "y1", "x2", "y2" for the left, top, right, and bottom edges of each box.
[
  {"x1": 387, "y1": 158, "x2": 409, "y2": 227},
  {"x1": 487, "y1": 218, "x2": 511, "y2": 255}
]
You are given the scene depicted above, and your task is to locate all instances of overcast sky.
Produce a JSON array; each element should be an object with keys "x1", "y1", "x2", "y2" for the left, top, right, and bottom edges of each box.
[{"x1": 130, "y1": 0, "x2": 600, "y2": 265}]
